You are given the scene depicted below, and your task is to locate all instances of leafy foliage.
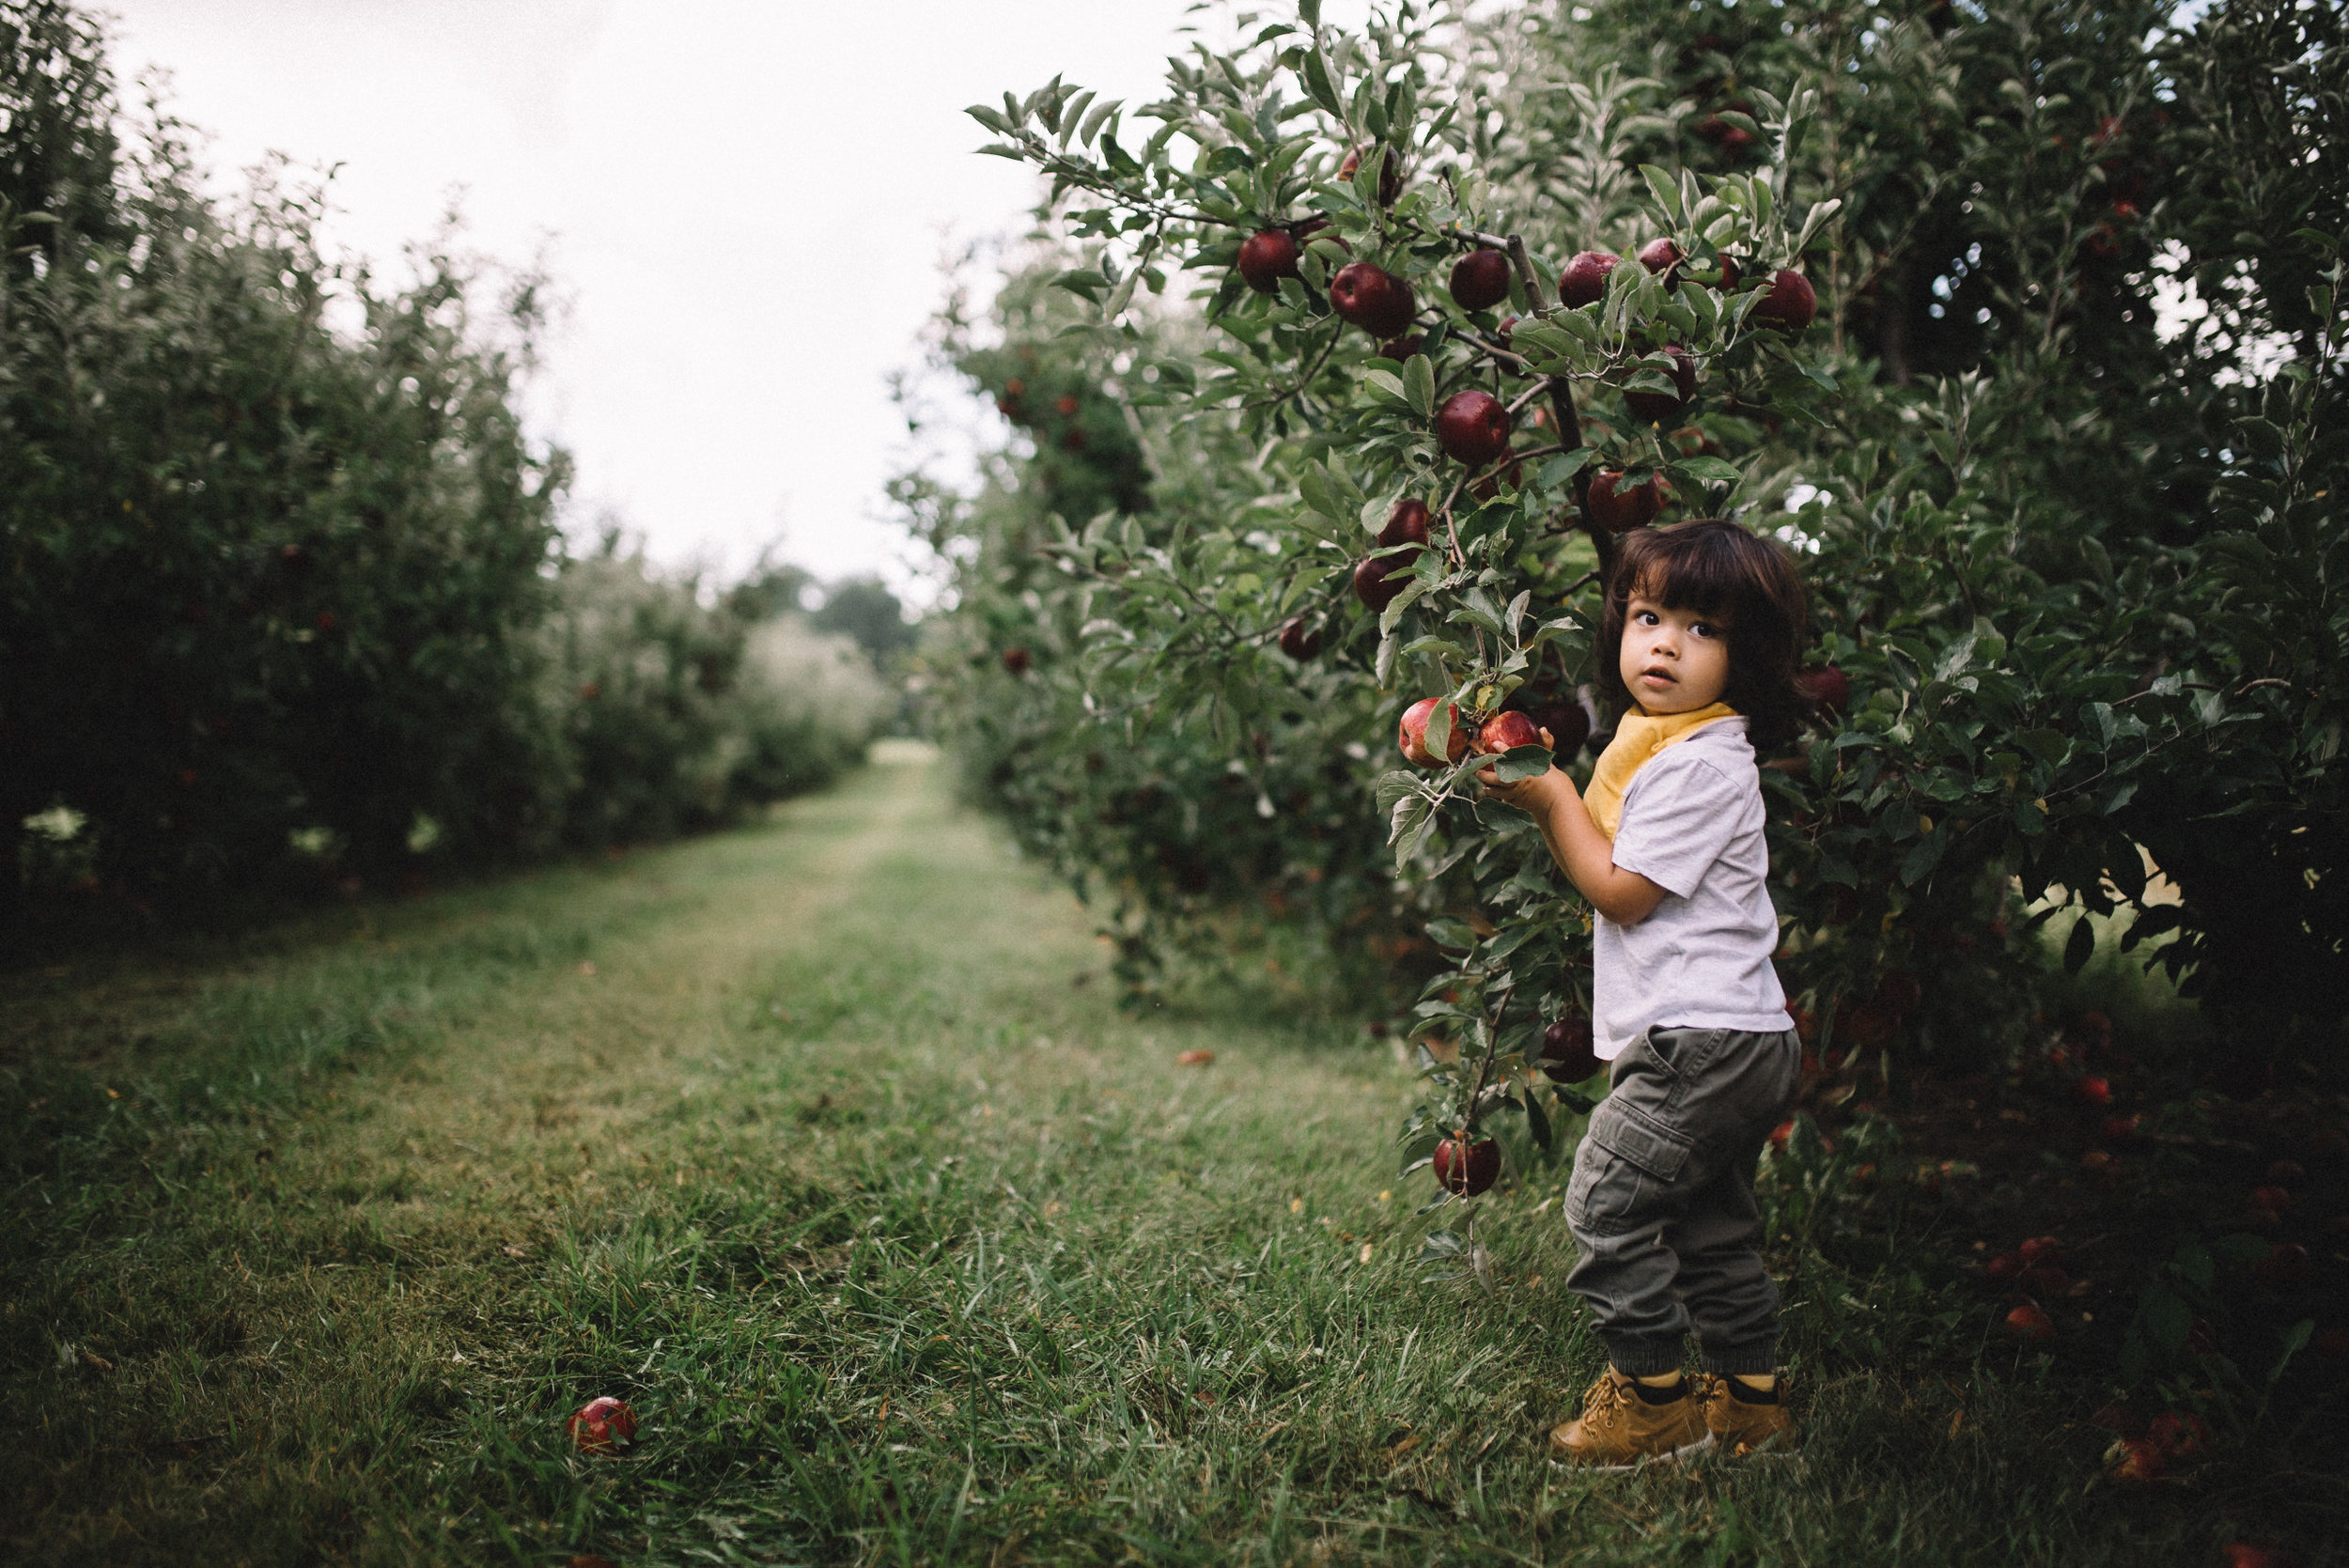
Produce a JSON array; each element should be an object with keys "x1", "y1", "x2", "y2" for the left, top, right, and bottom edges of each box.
[
  {"x1": 0, "y1": 4, "x2": 880, "y2": 929},
  {"x1": 922, "y1": 0, "x2": 2346, "y2": 1105}
]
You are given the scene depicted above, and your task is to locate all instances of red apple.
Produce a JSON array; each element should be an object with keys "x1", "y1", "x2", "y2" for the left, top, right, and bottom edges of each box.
[
  {"x1": 1449, "y1": 248, "x2": 1514, "y2": 312},
  {"x1": 2018, "y1": 1235, "x2": 2065, "y2": 1266},
  {"x1": 1697, "y1": 115, "x2": 1758, "y2": 151},
  {"x1": 1002, "y1": 647, "x2": 1031, "y2": 675},
  {"x1": 2250, "y1": 1185, "x2": 2291, "y2": 1213},
  {"x1": 1339, "y1": 145, "x2": 1403, "y2": 205},
  {"x1": 1237, "y1": 228, "x2": 1303, "y2": 293},
  {"x1": 2004, "y1": 1301, "x2": 2055, "y2": 1342},
  {"x1": 2017, "y1": 1265, "x2": 2070, "y2": 1296},
  {"x1": 2077, "y1": 1076, "x2": 2112, "y2": 1107},
  {"x1": 1585, "y1": 470, "x2": 1671, "y2": 532},
  {"x1": 1433, "y1": 1136, "x2": 1501, "y2": 1196},
  {"x1": 1477, "y1": 710, "x2": 1546, "y2": 754},
  {"x1": 1277, "y1": 616, "x2": 1322, "y2": 661},
  {"x1": 1377, "y1": 335, "x2": 1418, "y2": 362},
  {"x1": 1540, "y1": 1015, "x2": 1601, "y2": 1083},
  {"x1": 2223, "y1": 1546, "x2": 2305, "y2": 1568},
  {"x1": 1353, "y1": 552, "x2": 1413, "y2": 612},
  {"x1": 1985, "y1": 1252, "x2": 2023, "y2": 1282},
  {"x1": 1434, "y1": 390, "x2": 1512, "y2": 466},
  {"x1": 2107, "y1": 1436, "x2": 2164, "y2": 1480},
  {"x1": 568, "y1": 1396, "x2": 639, "y2": 1454},
  {"x1": 2145, "y1": 1410, "x2": 2208, "y2": 1458},
  {"x1": 1523, "y1": 697, "x2": 1592, "y2": 756},
  {"x1": 1796, "y1": 665, "x2": 1850, "y2": 712},
  {"x1": 1768, "y1": 1120, "x2": 1795, "y2": 1152},
  {"x1": 2254, "y1": 1243, "x2": 2310, "y2": 1288},
  {"x1": 1330, "y1": 262, "x2": 1416, "y2": 336},
  {"x1": 1559, "y1": 250, "x2": 1620, "y2": 308},
  {"x1": 1378, "y1": 498, "x2": 1432, "y2": 549},
  {"x1": 1398, "y1": 697, "x2": 1470, "y2": 768},
  {"x1": 1751, "y1": 269, "x2": 1817, "y2": 333},
  {"x1": 1623, "y1": 346, "x2": 1698, "y2": 426},
  {"x1": 1636, "y1": 237, "x2": 1684, "y2": 280}
]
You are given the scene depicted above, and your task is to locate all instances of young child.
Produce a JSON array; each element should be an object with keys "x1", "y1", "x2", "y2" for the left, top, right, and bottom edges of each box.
[{"x1": 1478, "y1": 518, "x2": 1809, "y2": 1467}]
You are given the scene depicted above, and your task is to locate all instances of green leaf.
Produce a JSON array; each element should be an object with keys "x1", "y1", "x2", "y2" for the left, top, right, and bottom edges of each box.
[
  {"x1": 1423, "y1": 916, "x2": 1477, "y2": 951},
  {"x1": 2062, "y1": 915, "x2": 2094, "y2": 974},
  {"x1": 1493, "y1": 746, "x2": 1553, "y2": 783},
  {"x1": 1672, "y1": 455, "x2": 1742, "y2": 485},
  {"x1": 1538, "y1": 449, "x2": 1594, "y2": 489},
  {"x1": 1523, "y1": 1088, "x2": 1552, "y2": 1150},
  {"x1": 1300, "y1": 49, "x2": 1343, "y2": 120},
  {"x1": 1402, "y1": 353, "x2": 1436, "y2": 418},
  {"x1": 1423, "y1": 699, "x2": 1455, "y2": 765},
  {"x1": 1639, "y1": 163, "x2": 1685, "y2": 225}
]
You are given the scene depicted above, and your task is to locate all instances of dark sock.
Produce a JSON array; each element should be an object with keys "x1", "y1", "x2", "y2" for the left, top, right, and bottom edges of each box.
[
  {"x1": 1628, "y1": 1375, "x2": 1687, "y2": 1405},
  {"x1": 1725, "y1": 1377, "x2": 1779, "y2": 1405}
]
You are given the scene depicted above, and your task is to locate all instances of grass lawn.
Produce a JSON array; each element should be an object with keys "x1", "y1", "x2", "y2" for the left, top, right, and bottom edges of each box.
[{"x1": 2, "y1": 744, "x2": 2298, "y2": 1565}]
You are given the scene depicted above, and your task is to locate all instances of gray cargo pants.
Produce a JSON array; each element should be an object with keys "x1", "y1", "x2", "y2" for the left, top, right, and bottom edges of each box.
[{"x1": 1563, "y1": 1024, "x2": 1801, "y2": 1377}]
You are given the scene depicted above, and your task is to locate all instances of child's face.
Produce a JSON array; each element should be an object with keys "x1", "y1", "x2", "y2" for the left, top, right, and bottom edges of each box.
[{"x1": 1619, "y1": 591, "x2": 1732, "y2": 715}]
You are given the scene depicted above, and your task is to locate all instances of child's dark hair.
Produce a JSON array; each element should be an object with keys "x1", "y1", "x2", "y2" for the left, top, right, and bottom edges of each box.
[{"x1": 1597, "y1": 518, "x2": 1810, "y2": 749}]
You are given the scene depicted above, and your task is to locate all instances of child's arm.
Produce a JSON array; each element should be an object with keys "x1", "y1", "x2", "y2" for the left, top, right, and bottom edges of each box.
[{"x1": 1476, "y1": 744, "x2": 1669, "y2": 926}]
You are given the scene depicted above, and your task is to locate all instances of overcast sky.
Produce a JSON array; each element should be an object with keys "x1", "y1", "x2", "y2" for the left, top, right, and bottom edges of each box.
[{"x1": 99, "y1": 0, "x2": 1271, "y2": 602}]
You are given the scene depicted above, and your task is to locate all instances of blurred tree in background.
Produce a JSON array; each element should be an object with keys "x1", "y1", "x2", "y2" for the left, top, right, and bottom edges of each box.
[{"x1": 0, "y1": 0, "x2": 889, "y2": 937}]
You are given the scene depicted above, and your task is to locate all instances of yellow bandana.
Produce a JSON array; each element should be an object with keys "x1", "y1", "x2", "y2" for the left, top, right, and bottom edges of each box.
[{"x1": 1582, "y1": 703, "x2": 1738, "y2": 839}]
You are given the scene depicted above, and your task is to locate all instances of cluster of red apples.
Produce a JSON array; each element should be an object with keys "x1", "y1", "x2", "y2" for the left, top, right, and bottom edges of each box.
[{"x1": 1239, "y1": 220, "x2": 1815, "y2": 622}]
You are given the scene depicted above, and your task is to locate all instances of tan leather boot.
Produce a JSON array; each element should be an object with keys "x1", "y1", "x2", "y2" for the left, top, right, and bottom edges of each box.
[
  {"x1": 1548, "y1": 1370, "x2": 1713, "y2": 1469},
  {"x1": 1699, "y1": 1373, "x2": 1797, "y2": 1457}
]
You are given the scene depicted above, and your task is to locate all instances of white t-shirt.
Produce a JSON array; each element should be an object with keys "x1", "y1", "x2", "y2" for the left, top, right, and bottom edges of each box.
[{"x1": 1591, "y1": 716, "x2": 1793, "y2": 1060}]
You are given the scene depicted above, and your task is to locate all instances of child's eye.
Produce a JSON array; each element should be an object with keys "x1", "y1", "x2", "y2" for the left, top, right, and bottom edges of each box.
[{"x1": 1693, "y1": 622, "x2": 1717, "y2": 638}]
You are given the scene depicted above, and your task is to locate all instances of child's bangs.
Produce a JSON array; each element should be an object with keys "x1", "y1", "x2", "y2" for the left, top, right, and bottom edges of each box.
[{"x1": 1619, "y1": 526, "x2": 1756, "y2": 619}]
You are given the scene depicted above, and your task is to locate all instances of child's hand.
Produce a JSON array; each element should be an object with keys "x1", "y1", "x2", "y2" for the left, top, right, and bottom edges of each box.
[{"x1": 1475, "y1": 727, "x2": 1563, "y2": 813}]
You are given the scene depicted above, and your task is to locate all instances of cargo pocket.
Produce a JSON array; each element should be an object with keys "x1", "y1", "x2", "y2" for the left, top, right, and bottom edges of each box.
[{"x1": 1565, "y1": 1102, "x2": 1694, "y2": 1239}]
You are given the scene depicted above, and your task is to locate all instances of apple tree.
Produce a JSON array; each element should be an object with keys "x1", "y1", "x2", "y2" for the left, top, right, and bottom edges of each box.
[{"x1": 921, "y1": 0, "x2": 2346, "y2": 1186}]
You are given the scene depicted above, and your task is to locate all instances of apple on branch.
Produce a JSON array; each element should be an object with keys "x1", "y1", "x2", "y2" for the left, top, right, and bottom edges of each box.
[
  {"x1": 1435, "y1": 390, "x2": 1512, "y2": 466},
  {"x1": 1448, "y1": 248, "x2": 1513, "y2": 313},
  {"x1": 1433, "y1": 1136, "x2": 1501, "y2": 1196},
  {"x1": 1559, "y1": 250, "x2": 1619, "y2": 308},
  {"x1": 1398, "y1": 697, "x2": 1470, "y2": 768},
  {"x1": 1330, "y1": 262, "x2": 1416, "y2": 337}
]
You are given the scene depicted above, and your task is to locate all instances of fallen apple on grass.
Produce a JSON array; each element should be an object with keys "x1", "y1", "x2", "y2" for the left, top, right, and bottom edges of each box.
[
  {"x1": 2105, "y1": 1436, "x2": 2164, "y2": 1481},
  {"x1": 568, "y1": 1396, "x2": 638, "y2": 1455},
  {"x1": 2146, "y1": 1409, "x2": 2208, "y2": 1458},
  {"x1": 2004, "y1": 1301, "x2": 2055, "y2": 1342}
]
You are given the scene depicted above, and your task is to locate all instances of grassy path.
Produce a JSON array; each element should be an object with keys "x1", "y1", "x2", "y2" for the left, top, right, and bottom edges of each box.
[{"x1": 6, "y1": 746, "x2": 2217, "y2": 1565}]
